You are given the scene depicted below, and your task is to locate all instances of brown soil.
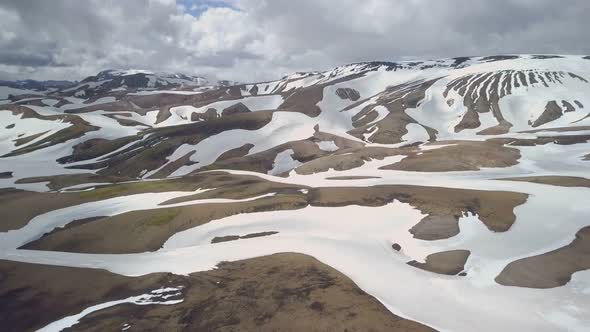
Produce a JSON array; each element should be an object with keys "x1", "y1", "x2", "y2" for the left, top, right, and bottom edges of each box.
[
  {"x1": 0, "y1": 189, "x2": 91, "y2": 232},
  {"x1": 222, "y1": 102, "x2": 251, "y2": 116},
  {"x1": 313, "y1": 130, "x2": 365, "y2": 150},
  {"x1": 162, "y1": 172, "x2": 308, "y2": 205},
  {"x1": 501, "y1": 134, "x2": 590, "y2": 146},
  {"x1": 295, "y1": 146, "x2": 407, "y2": 175},
  {"x1": 519, "y1": 125, "x2": 590, "y2": 133},
  {"x1": 409, "y1": 216, "x2": 460, "y2": 240},
  {"x1": 495, "y1": 226, "x2": 590, "y2": 288},
  {"x1": 477, "y1": 122, "x2": 511, "y2": 135},
  {"x1": 92, "y1": 110, "x2": 274, "y2": 178},
  {"x1": 192, "y1": 108, "x2": 218, "y2": 121},
  {"x1": 1, "y1": 172, "x2": 295, "y2": 232},
  {"x1": 347, "y1": 79, "x2": 439, "y2": 144},
  {"x1": 1, "y1": 106, "x2": 99, "y2": 157},
  {"x1": 408, "y1": 250, "x2": 470, "y2": 275},
  {"x1": 500, "y1": 176, "x2": 590, "y2": 188},
  {"x1": 0, "y1": 260, "x2": 181, "y2": 332},
  {"x1": 444, "y1": 71, "x2": 514, "y2": 133},
  {"x1": 0, "y1": 171, "x2": 12, "y2": 178},
  {"x1": 530, "y1": 101, "x2": 563, "y2": 127},
  {"x1": 0, "y1": 254, "x2": 435, "y2": 332},
  {"x1": 278, "y1": 85, "x2": 324, "y2": 117},
  {"x1": 335, "y1": 87, "x2": 361, "y2": 101},
  {"x1": 147, "y1": 151, "x2": 197, "y2": 179},
  {"x1": 381, "y1": 140, "x2": 520, "y2": 172},
  {"x1": 211, "y1": 231, "x2": 279, "y2": 243},
  {"x1": 309, "y1": 185, "x2": 528, "y2": 236},
  {"x1": 16, "y1": 173, "x2": 132, "y2": 191},
  {"x1": 455, "y1": 108, "x2": 480, "y2": 132},
  {"x1": 57, "y1": 136, "x2": 137, "y2": 164},
  {"x1": 326, "y1": 176, "x2": 382, "y2": 180},
  {"x1": 102, "y1": 113, "x2": 150, "y2": 127},
  {"x1": 215, "y1": 143, "x2": 255, "y2": 161},
  {"x1": 204, "y1": 139, "x2": 326, "y2": 176},
  {"x1": 23, "y1": 182, "x2": 527, "y2": 253},
  {"x1": 277, "y1": 73, "x2": 365, "y2": 118},
  {"x1": 203, "y1": 128, "x2": 364, "y2": 176},
  {"x1": 12, "y1": 131, "x2": 49, "y2": 146},
  {"x1": 23, "y1": 195, "x2": 307, "y2": 254},
  {"x1": 68, "y1": 254, "x2": 435, "y2": 332}
]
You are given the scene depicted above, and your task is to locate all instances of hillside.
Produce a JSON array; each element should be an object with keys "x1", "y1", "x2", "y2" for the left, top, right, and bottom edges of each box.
[{"x1": 1, "y1": 55, "x2": 590, "y2": 332}]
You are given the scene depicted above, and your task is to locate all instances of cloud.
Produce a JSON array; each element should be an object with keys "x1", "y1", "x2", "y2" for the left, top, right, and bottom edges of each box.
[{"x1": 1, "y1": 0, "x2": 589, "y2": 82}]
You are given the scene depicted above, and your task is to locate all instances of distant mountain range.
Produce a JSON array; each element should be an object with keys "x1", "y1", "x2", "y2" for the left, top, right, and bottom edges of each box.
[
  {"x1": 0, "y1": 79, "x2": 77, "y2": 91},
  {"x1": 0, "y1": 69, "x2": 245, "y2": 100}
]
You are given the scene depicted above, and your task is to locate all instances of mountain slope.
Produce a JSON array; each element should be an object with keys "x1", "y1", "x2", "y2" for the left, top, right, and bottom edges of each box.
[
  {"x1": 2, "y1": 54, "x2": 589, "y2": 181},
  {"x1": 1, "y1": 55, "x2": 590, "y2": 332}
]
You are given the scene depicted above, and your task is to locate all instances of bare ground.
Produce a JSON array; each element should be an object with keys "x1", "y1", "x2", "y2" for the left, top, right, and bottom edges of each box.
[
  {"x1": 0, "y1": 254, "x2": 435, "y2": 332},
  {"x1": 495, "y1": 226, "x2": 590, "y2": 288},
  {"x1": 0, "y1": 172, "x2": 305, "y2": 232},
  {"x1": 22, "y1": 195, "x2": 307, "y2": 253},
  {"x1": 408, "y1": 250, "x2": 470, "y2": 275},
  {"x1": 500, "y1": 176, "x2": 590, "y2": 188},
  {"x1": 381, "y1": 140, "x2": 520, "y2": 172},
  {"x1": 22, "y1": 183, "x2": 527, "y2": 253}
]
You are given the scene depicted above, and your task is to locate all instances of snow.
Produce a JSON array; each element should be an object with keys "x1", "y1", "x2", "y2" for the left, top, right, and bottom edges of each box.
[
  {"x1": 62, "y1": 80, "x2": 109, "y2": 93},
  {"x1": 57, "y1": 96, "x2": 117, "y2": 111},
  {"x1": 2, "y1": 55, "x2": 590, "y2": 332},
  {"x1": 0, "y1": 189, "x2": 282, "y2": 250},
  {"x1": 127, "y1": 90, "x2": 204, "y2": 96},
  {"x1": 157, "y1": 95, "x2": 284, "y2": 127},
  {"x1": 0, "y1": 86, "x2": 38, "y2": 99},
  {"x1": 42, "y1": 99, "x2": 60, "y2": 107},
  {"x1": 59, "y1": 183, "x2": 112, "y2": 192},
  {"x1": 38, "y1": 286, "x2": 183, "y2": 332},
  {"x1": 1, "y1": 139, "x2": 590, "y2": 331},
  {"x1": 268, "y1": 149, "x2": 303, "y2": 175},
  {"x1": 4, "y1": 176, "x2": 590, "y2": 332},
  {"x1": 73, "y1": 110, "x2": 144, "y2": 139},
  {"x1": 168, "y1": 111, "x2": 315, "y2": 176},
  {"x1": 316, "y1": 140, "x2": 339, "y2": 152},
  {"x1": 406, "y1": 55, "x2": 590, "y2": 139},
  {"x1": 112, "y1": 69, "x2": 155, "y2": 76},
  {"x1": 401, "y1": 123, "x2": 430, "y2": 143},
  {"x1": 0, "y1": 110, "x2": 71, "y2": 155}
]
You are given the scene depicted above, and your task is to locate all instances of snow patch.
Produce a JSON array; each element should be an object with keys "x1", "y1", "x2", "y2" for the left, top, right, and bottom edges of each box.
[
  {"x1": 316, "y1": 140, "x2": 339, "y2": 152},
  {"x1": 268, "y1": 149, "x2": 303, "y2": 175}
]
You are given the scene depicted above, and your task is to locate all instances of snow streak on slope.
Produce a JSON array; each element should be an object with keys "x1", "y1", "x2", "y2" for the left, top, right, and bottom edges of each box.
[{"x1": 38, "y1": 286, "x2": 184, "y2": 332}]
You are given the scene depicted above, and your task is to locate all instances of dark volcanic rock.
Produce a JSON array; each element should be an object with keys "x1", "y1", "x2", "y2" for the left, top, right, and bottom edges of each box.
[
  {"x1": 408, "y1": 250, "x2": 470, "y2": 275},
  {"x1": 222, "y1": 102, "x2": 251, "y2": 116},
  {"x1": 335, "y1": 87, "x2": 361, "y2": 101},
  {"x1": 531, "y1": 101, "x2": 563, "y2": 127},
  {"x1": 191, "y1": 108, "x2": 219, "y2": 121}
]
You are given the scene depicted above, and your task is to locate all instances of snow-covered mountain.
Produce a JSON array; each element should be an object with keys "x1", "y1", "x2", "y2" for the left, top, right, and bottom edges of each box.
[
  {"x1": 0, "y1": 79, "x2": 76, "y2": 100},
  {"x1": 0, "y1": 79, "x2": 76, "y2": 91},
  {"x1": 3, "y1": 54, "x2": 588, "y2": 177},
  {"x1": 55, "y1": 69, "x2": 212, "y2": 98},
  {"x1": 1, "y1": 55, "x2": 590, "y2": 332}
]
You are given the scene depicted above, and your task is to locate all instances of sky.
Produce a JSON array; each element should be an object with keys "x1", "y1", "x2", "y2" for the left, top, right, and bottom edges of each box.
[{"x1": 1, "y1": 0, "x2": 589, "y2": 82}]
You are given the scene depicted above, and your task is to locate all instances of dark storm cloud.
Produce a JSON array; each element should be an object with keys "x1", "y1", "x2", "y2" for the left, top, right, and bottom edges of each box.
[
  {"x1": 0, "y1": 0, "x2": 589, "y2": 81},
  {"x1": 0, "y1": 51, "x2": 63, "y2": 67}
]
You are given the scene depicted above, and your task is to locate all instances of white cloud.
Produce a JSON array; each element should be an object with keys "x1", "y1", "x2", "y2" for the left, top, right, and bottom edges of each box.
[{"x1": 0, "y1": 0, "x2": 588, "y2": 82}]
